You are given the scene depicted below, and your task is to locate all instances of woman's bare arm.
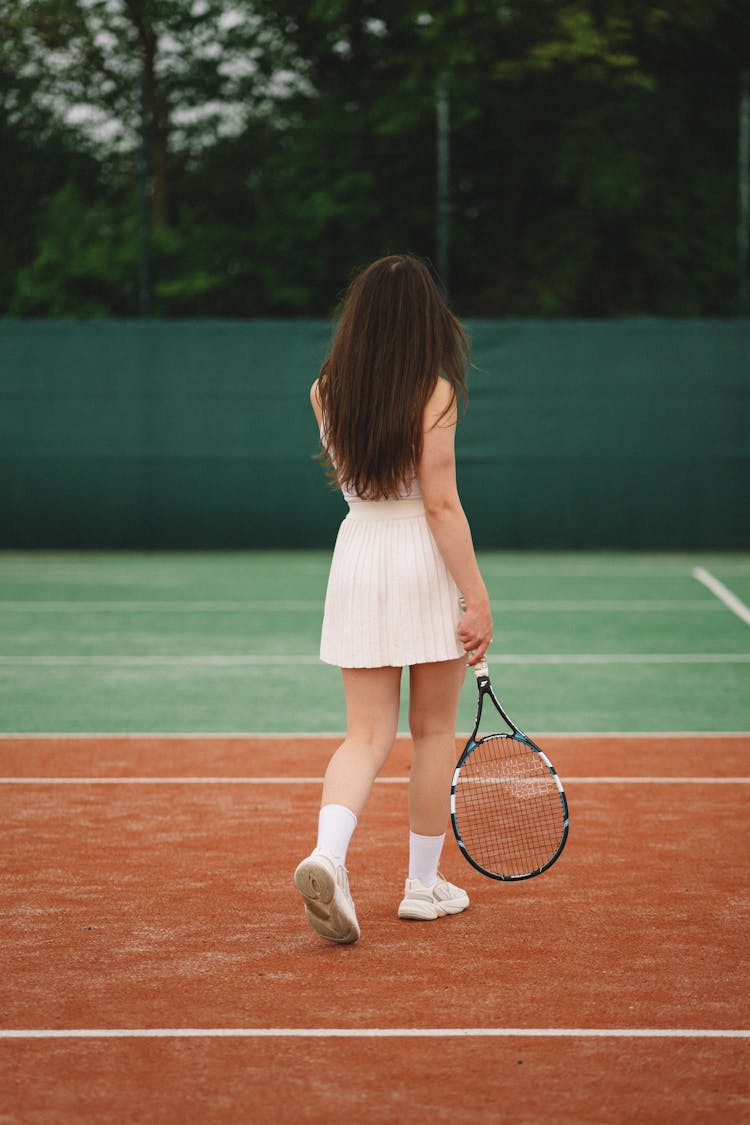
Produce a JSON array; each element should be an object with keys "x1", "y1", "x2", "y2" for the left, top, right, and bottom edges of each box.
[{"x1": 417, "y1": 380, "x2": 493, "y2": 663}]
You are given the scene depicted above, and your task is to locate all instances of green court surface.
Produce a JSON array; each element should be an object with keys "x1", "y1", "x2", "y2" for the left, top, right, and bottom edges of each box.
[{"x1": 0, "y1": 551, "x2": 748, "y2": 734}]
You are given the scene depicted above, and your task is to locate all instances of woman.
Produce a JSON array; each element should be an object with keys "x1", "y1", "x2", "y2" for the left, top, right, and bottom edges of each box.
[{"x1": 294, "y1": 255, "x2": 493, "y2": 944}]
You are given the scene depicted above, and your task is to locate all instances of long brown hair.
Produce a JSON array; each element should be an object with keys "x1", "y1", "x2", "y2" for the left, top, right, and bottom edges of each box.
[{"x1": 318, "y1": 255, "x2": 469, "y2": 500}]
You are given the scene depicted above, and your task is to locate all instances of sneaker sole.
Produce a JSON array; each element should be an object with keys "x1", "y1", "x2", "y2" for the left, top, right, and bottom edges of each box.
[
  {"x1": 294, "y1": 857, "x2": 360, "y2": 945},
  {"x1": 398, "y1": 897, "x2": 470, "y2": 921}
]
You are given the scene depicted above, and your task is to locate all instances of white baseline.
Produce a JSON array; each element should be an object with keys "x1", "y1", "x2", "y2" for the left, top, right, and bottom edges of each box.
[
  {"x1": 1, "y1": 653, "x2": 749, "y2": 666},
  {"x1": 0, "y1": 776, "x2": 747, "y2": 786},
  {"x1": 693, "y1": 568, "x2": 750, "y2": 627},
  {"x1": 0, "y1": 1027, "x2": 747, "y2": 1040}
]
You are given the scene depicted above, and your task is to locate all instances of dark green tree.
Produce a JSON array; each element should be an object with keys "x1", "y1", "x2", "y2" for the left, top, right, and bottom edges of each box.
[{"x1": 1, "y1": 0, "x2": 748, "y2": 316}]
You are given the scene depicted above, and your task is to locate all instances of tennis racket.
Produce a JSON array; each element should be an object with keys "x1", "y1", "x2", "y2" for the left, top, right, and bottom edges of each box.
[{"x1": 451, "y1": 659, "x2": 569, "y2": 881}]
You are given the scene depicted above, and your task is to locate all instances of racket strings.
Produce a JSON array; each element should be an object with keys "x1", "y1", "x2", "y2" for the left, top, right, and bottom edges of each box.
[{"x1": 453, "y1": 734, "x2": 565, "y2": 878}]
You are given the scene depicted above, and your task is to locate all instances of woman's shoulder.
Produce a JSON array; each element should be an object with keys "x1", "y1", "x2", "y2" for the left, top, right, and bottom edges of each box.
[
  {"x1": 310, "y1": 379, "x2": 323, "y2": 424},
  {"x1": 423, "y1": 376, "x2": 457, "y2": 427}
]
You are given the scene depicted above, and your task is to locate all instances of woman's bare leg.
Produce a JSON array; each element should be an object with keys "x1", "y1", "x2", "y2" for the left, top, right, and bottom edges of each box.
[
  {"x1": 321, "y1": 665, "x2": 403, "y2": 817},
  {"x1": 407, "y1": 657, "x2": 466, "y2": 835}
]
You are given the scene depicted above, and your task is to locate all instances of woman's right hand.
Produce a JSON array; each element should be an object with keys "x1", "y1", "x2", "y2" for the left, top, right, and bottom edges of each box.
[{"x1": 458, "y1": 597, "x2": 493, "y2": 665}]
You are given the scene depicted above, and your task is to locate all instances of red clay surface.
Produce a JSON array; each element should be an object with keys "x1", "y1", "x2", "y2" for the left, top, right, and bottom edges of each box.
[
  {"x1": 2, "y1": 735, "x2": 749, "y2": 1123},
  {"x1": 2, "y1": 733, "x2": 749, "y2": 778}
]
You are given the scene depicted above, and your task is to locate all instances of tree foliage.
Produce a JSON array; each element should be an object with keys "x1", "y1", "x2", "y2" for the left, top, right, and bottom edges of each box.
[{"x1": 1, "y1": 0, "x2": 748, "y2": 317}]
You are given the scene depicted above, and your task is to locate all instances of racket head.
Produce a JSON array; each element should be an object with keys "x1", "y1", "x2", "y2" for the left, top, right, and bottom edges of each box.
[{"x1": 451, "y1": 730, "x2": 569, "y2": 882}]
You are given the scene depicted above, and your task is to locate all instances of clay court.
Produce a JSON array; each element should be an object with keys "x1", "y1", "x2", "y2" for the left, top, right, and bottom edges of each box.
[{"x1": 1, "y1": 552, "x2": 749, "y2": 1122}]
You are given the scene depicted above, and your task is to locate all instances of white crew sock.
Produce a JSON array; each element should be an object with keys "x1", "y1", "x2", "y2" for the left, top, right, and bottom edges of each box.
[
  {"x1": 408, "y1": 831, "x2": 446, "y2": 888},
  {"x1": 316, "y1": 804, "x2": 358, "y2": 864}
]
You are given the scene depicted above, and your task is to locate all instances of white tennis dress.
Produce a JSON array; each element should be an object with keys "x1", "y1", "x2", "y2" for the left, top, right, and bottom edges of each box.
[{"x1": 320, "y1": 471, "x2": 465, "y2": 668}]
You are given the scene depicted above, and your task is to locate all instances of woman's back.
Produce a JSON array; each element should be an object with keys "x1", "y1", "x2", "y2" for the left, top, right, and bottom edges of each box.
[{"x1": 315, "y1": 255, "x2": 468, "y2": 502}]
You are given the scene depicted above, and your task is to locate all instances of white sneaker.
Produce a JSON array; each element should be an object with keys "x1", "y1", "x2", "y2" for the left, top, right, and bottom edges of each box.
[
  {"x1": 397, "y1": 874, "x2": 470, "y2": 921},
  {"x1": 294, "y1": 848, "x2": 360, "y2": 944}
]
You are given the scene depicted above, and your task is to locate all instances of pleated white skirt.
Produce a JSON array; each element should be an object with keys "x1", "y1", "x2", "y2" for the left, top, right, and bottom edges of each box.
[{"x1": 320, "y1": 499, "x2": 465, "y2": 668}]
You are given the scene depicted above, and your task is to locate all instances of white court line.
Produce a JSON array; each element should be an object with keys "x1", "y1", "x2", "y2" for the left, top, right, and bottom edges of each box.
[
  {"x1": 2, "y1": 561, "x2": 748, "y2": 579},
  {"x1": 0, "y1": 599, "x2": 722, "y2": 613},
  {"x1": 0, "y1": 1027, "x2": 747, "y2": 1040},
  {"x1": 693, "y1": 568, "x2": 750, "y2": 626},
  {"x1": 478, "y1": 563, "x2": 750, "y2": 577},
  {"x1": 0, "y1": 776, "x2": 747, "y2": 785},
  {"x1": 0, "y1": 601, "x2": 321, "y2": 612},
  {"x1": 1, "y1": 653, "x2": 749, "y2": 667},
  {"x1": 0, "y1": 655, "x2": 321, "y2": 666},
  {"x1": 1, "y1": 731, "x2": 748, "y2": 739}
]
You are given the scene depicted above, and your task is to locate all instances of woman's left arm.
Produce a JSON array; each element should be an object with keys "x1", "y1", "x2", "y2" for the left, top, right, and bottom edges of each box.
[{"x1": 417, "y1": 381, "x2": 493, "y2": 663}]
